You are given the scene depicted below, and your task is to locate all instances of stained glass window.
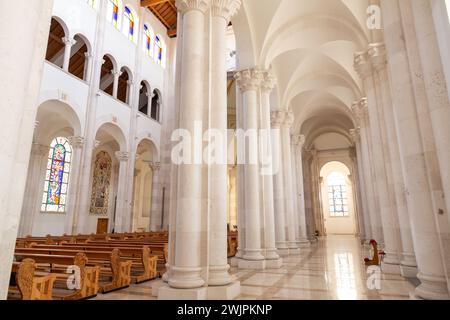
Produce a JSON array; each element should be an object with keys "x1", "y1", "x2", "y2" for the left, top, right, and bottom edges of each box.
[
  {"x1": 327, "y1": 172, "x2": 349, "y2": 217},
  {"x1": 155, "y1": 35, "x2": 164, "y2": 66},
  {"x1": 107, "y1": 0, "x2": 120, "y2": 29},
  {"x1": 123, "y1": 6, "x2": 135, "y2": 42},
  {"x1": 143, "y1": 24, "x2": 154, "y2": 58},
  {"x1": 41, "y1": 137, "x2": 72, "y2": 213}
]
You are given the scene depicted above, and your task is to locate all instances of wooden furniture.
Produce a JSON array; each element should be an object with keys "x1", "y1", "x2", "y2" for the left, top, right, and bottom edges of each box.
[{"x1": 96, "y1": 218, "x2": 109, "y2": 234}]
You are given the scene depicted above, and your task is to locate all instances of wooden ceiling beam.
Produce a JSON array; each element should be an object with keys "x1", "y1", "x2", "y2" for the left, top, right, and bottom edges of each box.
[{"x1": 141, "y1": 0, "x2": 169, "y2": 7}]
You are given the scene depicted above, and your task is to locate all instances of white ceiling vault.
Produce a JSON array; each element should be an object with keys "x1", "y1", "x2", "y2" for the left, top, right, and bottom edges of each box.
[{"x1": 232, "y1": 0, "x2": 376, "y2": 146}]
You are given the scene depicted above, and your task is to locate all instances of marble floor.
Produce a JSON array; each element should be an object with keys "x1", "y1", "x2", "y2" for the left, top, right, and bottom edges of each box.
[{"x1": 93, "y1": 235, "x2": 418, "y2": 300}]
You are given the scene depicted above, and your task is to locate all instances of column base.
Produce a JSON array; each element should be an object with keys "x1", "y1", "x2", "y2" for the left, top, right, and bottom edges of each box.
[
  {"x1": 277, "y1": 248, "x2": 290, "y2": 257},
  {"x1": 207, "y1": 281, "x2": 241, "y2": 300},
  {"x1": 413, "y1": 273, "x2": 450, "y2": 300},
  {"x1": 238, "y1": 259, "x2": 266, "y2": 270},
  {"x1": 298, "y1": 239, "x2": 311, "y2": 247},
  {"x1": 230, "y1": 257, "x2": 240, "y2": 267},
  {"x1": 289, "y1": 248, "x2": 301, "y2": 255},
  {"x1": 400, "y1": 264, "x2": 418, "y2": 278},
  {"x1": 265, "y1": 258, "x2": 283, "y2": 269},
  {"x1": 381, "y1": 261, "x2": 401, "y2": 274},
  {"x1": 158, "y1": 285, "x2": 208, "y2": 300}
]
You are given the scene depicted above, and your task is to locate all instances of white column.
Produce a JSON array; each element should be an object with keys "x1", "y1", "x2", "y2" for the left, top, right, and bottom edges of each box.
[
  {"x1": 126, "y1": 80, "x2": 134, "y2": 105},
  {"x1": 84, "y1": 53, "x2": 93, "y2": 82},
  {"x1": 354, "y1": 53, "x2": 401, "y2": 273},
  {"x1": 0, "y1": 0, "x2": 54, "y2": 300},
  {"x1": 381, "y1": 0, "x2": 449, "y2": 299},
  {"x1": 114, "y1": 151, "x2": 129, "y2": 233},
  {"x1": 281, "y1": 111, "x2": 299, "y2": 253},
  {"x1": 65, "y1": 136, "x2": 85, "y2": 235},
  {"x1": 235, "y1": 68, "x2": 265, "y2": 269},
  {"x1": 208, "y1": 0, "x2": 241, "y2": 286},
  {"x1": 62, "y1": 37, "x2": 76, "y2": 72},
  {"x1": 349, "y1": 129, "x2": 372, "y2": 242},
  {"x1": 369, "y1": 43, "x2": 418, "y2": 277},
  {"x1": 259, "y1": 71, "x2": 282, "y2": 267},
  {"x1": 163, "y1": 0, "x2": 209, "y2": 293},
  {"x1": 112, "y1": 70, "x2": 122, "y2": 99},
  {"x1": 292, "y1": 135, "x2": 310, "y2": 245},
  {"x1": 270, "y1": 111, "x2": 289, "y2": 255},
  {"x1": 149, "y1": 162, "x2": 162, "y2": 231},
  {"x1": 18, "y1": 143, "x2": 49, "y2": 237}
]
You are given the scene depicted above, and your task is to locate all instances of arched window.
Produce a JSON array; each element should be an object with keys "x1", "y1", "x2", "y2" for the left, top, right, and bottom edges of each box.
[
  {"x1": 107, "y1": 0, "x2": 121, "y2": 29},
  {"x1": 327, "y1": 172, "x2": 348, "y2": 217},
  {"x1": 143, "y1": 24, "x2": 154, "y2": 57},
  {"x1": 41, "y1": 137, "x2": 72, "y2": 213},
  {"x1": 154, "y1": 35, "x2": 165, "y2": 67},
  {"x1": 151, "y1": 89, "x2": 161, "y2": 121},
  {"x1": 123, "y1": 6, "x2": 136, "y2": 42}
]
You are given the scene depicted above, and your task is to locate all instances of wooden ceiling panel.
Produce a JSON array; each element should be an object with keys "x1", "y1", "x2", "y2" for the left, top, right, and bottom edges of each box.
[{"x1": 141, "y1": 0, "x2": 177, "y2": 38}]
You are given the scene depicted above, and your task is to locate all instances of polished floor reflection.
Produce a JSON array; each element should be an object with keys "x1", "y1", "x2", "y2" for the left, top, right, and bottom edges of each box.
[{"x1": 94, "y1": 235, "x2": 417, "y2": 300}]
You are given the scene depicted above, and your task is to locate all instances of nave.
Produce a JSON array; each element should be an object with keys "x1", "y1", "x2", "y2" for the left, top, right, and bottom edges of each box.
[{"x1": 93, "y1": 236, "x2": 417, "y2": 301}]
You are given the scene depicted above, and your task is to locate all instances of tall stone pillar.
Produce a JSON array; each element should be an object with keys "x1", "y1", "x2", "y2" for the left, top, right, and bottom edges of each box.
[
  {"x1": 354, "y1": 53, "x2": 401, "y2": 273},
  {"x1": 19, "y1": 143, "x2": 50, "y2": 237},
  {"x1": 281, "y1": 111, "x2": 300, "y2": 253},
  {"x1": 114, "y1": 151, "x2": 129, "y2": 233},
  {"x1": 292, "y1": 135, "x2": 310, "y2": 246},
  {"x1": 369, "y1": 43, "x2": 418, "y2": 277},
  {"x1": 380, "y1": 0, "x2": 449, "y2": 299},
  {"x1": 235, "y1": 68, "x2": 265, "y2": 269},
  {"x1": 0, "y1": 0, "x2": 54, "y2": 300},
  {"x1": 271, "y1": 111, "x2": 289, "y2": 256},
  {"x1": 149, "y1": 162, "x2": 162, "y2": 231},
  {"x1": 65, "y1": 136, "x2": 85, "y2": 235},
  {"x1": 259, "y1": 71, "x2": 282, "y2": 267},
  {"x1": 159, "y1": 0, "x2": 209, "y2": 300},
  {"x1": 112, "y1": 70, "x2": 122, "y2": 99},
  {"x1": 208, "y1": 0, "x2": 241, "y2": 288},
  {"x1": 349, "y1": 129, "x2": 372, "y2": 242}
]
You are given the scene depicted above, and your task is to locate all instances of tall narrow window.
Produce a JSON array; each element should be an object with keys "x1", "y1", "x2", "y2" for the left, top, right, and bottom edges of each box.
[
  {"x1": 155, "y1": 35, "x2": 164, "y2": 66},
  {"x1": 327, "y1": 172, "x2": 348, "y2": 217},
  {"x1": 123, "y1": 6, "x2": 135, "y2": 42},
  {"x1": 41, "y1": 137, "x2": 72, "y2": 213},
  {"x1": 143, "y1": 24, "x2": 154, "y2": 57},
  {"x1": 107, "y1": 0, "x2": 120, "y2": 29}
]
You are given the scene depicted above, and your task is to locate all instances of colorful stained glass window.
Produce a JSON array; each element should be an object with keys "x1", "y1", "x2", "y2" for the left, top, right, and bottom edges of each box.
[
  {"x1": 155, "y1": 35, "x2": 163, "y2": 65},
  {"x1": 327, "y1": 172, "x2": 349, "y2": 217},
  {"x1": 143, "y1": 24, "x2": 154, "y2": 57},
  {"x1": 41, "y1": 137, "x2": 72, "y2": 213},
  {"x1": 107, "y1": 0, "x2": 120, "y2": 28},
  {"x1": 123, "y1": 6, "x2": 135, "y2": 42}
]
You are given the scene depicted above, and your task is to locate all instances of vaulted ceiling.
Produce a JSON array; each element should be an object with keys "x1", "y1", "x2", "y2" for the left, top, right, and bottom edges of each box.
[{"x1": 141, "y1": 0, "x2": 177, "y2": 37}]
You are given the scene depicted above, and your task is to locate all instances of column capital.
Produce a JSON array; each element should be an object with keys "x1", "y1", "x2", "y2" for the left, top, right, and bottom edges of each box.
[
  {"x1": 31, "y1": 143, "x2": 49, "y2": 156},
  {"x1": 234, "y1": 68, "x2": 263, "y2": 92},
  {"x1": 211, "y1": 0, "x2": 241, "y2": 22},
  {"x1": 176, "y1": 0, "x2": 210, "y2": 14},
  {"x1": 112, "y1": 70, "x2": 122, "y2": 77},
  {"x1": 67, "y1": 136, "x2": 85, "y2": 149},
  {"x1": 351, "y1": 98, "x2": 368, "y2": 127},
  {"x1": 270, "y1": 110, "x2": 285, "y2": 128},
  {"x1": 354, "y1": 51, "x2": 372, "y2": 80},
  {"x1": 62, "y1": 36, "x2": 77, "y2": 46},
  {"x1": 368, "y1": 42, "x2": 387, "y2": 72},
  {"x1": 292, "y1": 134, "x2": 306, "y2": 148},
  {"x1": 349, "y1": 128, "x2": 361, "y2": 144},
  {"x1": 282, "y1": 110, "x2": 294, "y2": 128},
  {"x1": 148, "y1": 161, "x2": 161, "y2": 172},
  {"x1": 115, "y1": 151, "x2": 130, "y2": 162},
  {"x1": 260, "y1": 70, "x2": 277, "y2": 92}
]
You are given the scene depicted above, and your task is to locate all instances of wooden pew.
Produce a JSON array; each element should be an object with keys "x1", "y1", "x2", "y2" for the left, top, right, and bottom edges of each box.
[{"x1": 11, "y1": 259, "x2": 56, "y2": 300}]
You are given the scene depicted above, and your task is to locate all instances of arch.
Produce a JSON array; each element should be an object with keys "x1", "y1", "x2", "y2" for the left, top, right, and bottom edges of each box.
[
  {"x1": 117, "y1": 66, "x2": 133, "y2": 104},
  {"x1": 138, "y1": 81, "x2": 151, "y2": 116},
  {"x1": 94, "y1": 120, "x2": 128, "y2": 152},
  {"x1": 151, "y1": 88, "x2": 162, "y2": 122},
  {"x1": 135, "y1": 135, "x2": 160, "y2": 161},
  {"x1": 68, "y1": 34, "x2": 91, "y2": 81},
  {"x1": 45, "y1": 17, "x2": 68, "y2": 68},
  {"x1": 99, "y1": 54, "x2": 117, "y2": 96}
]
